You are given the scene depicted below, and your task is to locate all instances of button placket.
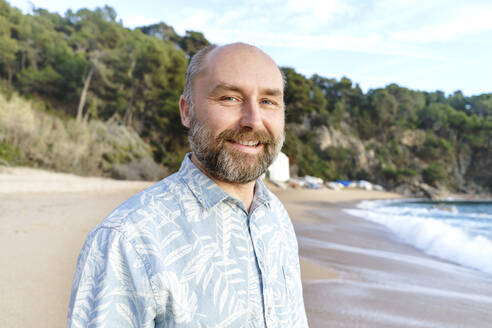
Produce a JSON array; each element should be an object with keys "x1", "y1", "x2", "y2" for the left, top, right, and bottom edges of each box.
[
  {"x1": 257, "y1": 244, "x2": 275, "y2": 324},
  {"x1": 250, "y1": 216, "x2": 268, "y2": 323}
]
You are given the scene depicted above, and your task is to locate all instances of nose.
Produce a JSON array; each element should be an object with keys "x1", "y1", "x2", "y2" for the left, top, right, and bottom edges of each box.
[{"x1": 239, "y1": 100, "x2": 263, "y2": 130}]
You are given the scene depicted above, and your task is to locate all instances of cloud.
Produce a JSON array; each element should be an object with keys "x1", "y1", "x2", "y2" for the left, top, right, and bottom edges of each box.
[
  {"x1": 390, "y1": 3, "x2": 492, "y2": 43},
  {"x1": 160, "y1": 7, "x2": 217, "y2": 35},
  {"x1": 203, "y1": 28, "x2": 439, "y2": 60},
  {"x1": 354, "y1": 57, "x2": 409, "y2": 76},
  {"x1": 281, "y1": 0, "x2": 355, "y2": 32},
  {"x1": 7, "y1": 0, "x2": 34, "y2": 13},
  {"x1": 115, "y1": 0, "x2": 492, "y2": 61},
  {"x1": 147, "y1": 0, "x2": 463, "y2": 58},
  {"x1": 122, "y1": 15, "x2": 160, "y2": 28},
  {"x1": 158, "y1": 0, "x2": 356, "y2": 35}
]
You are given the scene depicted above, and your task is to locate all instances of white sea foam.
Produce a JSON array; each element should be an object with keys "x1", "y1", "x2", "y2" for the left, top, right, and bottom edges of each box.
[{"x1": 345, "y1": 200, "x2": 492, "y2": 276}]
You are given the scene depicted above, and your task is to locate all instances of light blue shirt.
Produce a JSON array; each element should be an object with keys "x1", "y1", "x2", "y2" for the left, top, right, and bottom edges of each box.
[{"x1": 67, "y1": 154, "x2": 308, "y2": 327}]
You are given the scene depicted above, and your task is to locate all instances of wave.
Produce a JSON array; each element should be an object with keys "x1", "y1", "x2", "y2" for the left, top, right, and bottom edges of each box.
[
  {"x1": 356, "y1": 200, "x2": 492, "y2": 220},
  {"x1": 345, "y1": 200, "x2": 492, "y2": 276}
]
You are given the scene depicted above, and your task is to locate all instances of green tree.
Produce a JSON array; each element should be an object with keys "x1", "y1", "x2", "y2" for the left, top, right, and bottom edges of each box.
[
  {"x1": 448, "y1": 90, "x2": 466, "y2": 111},
  {"x1": 468, "y1": 93, "x2": 492, "y2": 117},
  {"x1": 0, "y1": 15, "x2": 17, "y2": 84},
  {"x1": 282, "y1": 67, "x2": 326, "y2": 123},
  {"x1": 368, "y1": 88, "x2": 398, "y2": 129},
  {"x1": 66, "y1": 6, "x2": 126, "y2": 121},
  {"x1": 178, "y1": 30, "x2": 210, "y2": 58},
  {"x1": 138, "y1": 22, "x2": 180, "y2": 43},
  {"x1": 418, "y1": 103, "x2": 450, "y2": 134},
  {"x1": 422, "y1": 163, "x2": 447, "y2": 186}
]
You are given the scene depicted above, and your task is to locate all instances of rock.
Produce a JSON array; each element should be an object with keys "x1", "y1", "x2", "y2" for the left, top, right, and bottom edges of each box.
[
  {"x1": 326, "y1": 182, "x2": 342, "y2": 190},
  {"x1": 373, "y1": 185, "x2": 385, "y2": 191},
  {"x1": 457, "y1": 144, "x2": 472, "y2": 176},
  {"x1": 400, "y1": 130, "x2": 426, "y2": 147},
  {"x1": 314, "y1": 125, "x2": 370, "y2": 170},
  {"x1": 393, "y1": 181, "x2": 441, "y2": 199},
  {"x1": 416, "y1": 182, "x2": 441, "y2": 199}
]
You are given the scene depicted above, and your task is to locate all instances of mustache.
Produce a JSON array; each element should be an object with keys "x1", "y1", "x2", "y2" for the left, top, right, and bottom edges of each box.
[{"x1": 216, "y1": 128, "x2": 277, "y2": 145}]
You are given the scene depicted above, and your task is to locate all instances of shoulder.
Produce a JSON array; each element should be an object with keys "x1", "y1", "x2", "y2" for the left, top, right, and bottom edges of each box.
[
  {"x1": 90, "y1": 172, "x2": 194, "y2": 244},
  {"x1": 79, "y1": 172, "x2": 197, "y2": 275}
]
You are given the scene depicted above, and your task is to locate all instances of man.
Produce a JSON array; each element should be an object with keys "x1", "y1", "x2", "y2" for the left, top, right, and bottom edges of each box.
[{"x1": 67, "y1": 43, "x2": 308, "y2": 327}]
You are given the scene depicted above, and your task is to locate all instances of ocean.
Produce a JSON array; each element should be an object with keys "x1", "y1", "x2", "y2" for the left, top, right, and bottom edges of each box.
[{"x1": 345, "y1": 199, "x2": 492, "y2": 276}]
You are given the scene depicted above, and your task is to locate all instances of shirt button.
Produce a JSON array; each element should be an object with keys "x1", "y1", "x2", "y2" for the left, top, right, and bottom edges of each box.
[
  {"x1": 267, "y1": 306, "x2": 272, "y2": 315},
  {"x1": 258, "y1": 260, "x2": 264, "y2": 268}
]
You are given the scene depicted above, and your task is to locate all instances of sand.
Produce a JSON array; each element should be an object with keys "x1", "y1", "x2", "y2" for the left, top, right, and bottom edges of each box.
[
  {"x1": 0, "y1": 167, "x2": 153, "y2": 327},
  {"x1": 1, "y1": 167, "x2": 492, "y2": 327},
  {"x1": 270, "y1": 186, "x2": 402, "y2": 283},
  {"x1": 272, "y1": 187, "x2": 492, "y2": 327}
]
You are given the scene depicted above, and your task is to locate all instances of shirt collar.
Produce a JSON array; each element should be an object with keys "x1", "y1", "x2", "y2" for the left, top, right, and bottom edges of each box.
[
  {"x1": 253, "y1": 178, "x2": 271, "y2": 207},
  {"x1": 178, "y1": 153, "x2": 273, "y2": 212}
]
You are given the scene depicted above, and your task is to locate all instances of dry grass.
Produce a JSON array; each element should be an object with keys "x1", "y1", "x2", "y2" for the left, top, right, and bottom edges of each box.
[{"x1": 0, "y1": 92, "x2": 159, "y2": 178}]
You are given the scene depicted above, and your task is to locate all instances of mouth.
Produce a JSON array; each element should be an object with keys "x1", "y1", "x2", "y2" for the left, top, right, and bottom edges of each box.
[
  {"x1": 227, "y1": 139, "x2": 263, "y2": 153},
  {"x1": 235, "y1": 139, "x2": 260, "y2": 147}
]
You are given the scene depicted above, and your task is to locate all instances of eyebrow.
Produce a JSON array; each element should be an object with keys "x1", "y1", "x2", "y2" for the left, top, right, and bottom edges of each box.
[
  {"x1": 210, "y1": 83, "x2": 242, "y2": 95},
  {"x1": 210, "y1": 82, "x2": 283, "y2": 98},
  {"x1": 263, "y1": 88, "x2": 283, "y2": 97}
]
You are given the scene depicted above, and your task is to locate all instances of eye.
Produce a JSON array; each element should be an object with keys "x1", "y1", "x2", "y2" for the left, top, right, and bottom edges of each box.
[
  {"x1": 261, "y1": 99, "x2": 276, "y2": 105},
  {"x1": 221, "y1": 96, "x2": 240, "y2": 102}
]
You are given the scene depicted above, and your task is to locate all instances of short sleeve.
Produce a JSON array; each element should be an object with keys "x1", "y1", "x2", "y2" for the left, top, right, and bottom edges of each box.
[{"x1": 67, "y1": 227, "x2": 157, "y2": 328}]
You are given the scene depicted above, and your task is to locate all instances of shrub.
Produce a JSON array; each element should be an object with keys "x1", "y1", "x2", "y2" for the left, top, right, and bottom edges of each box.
[
  {"x1": 381, "y1": 167, "x2": 418, "y2": 184},
  {"x1": 111, "y1": 157, "x2": 169, "y2": 181},
  {"x1": 418, "y1": 133, "x2": 455, "y2": 162},
  {"x1": 0, "y1": 92, "x2": 157, "y2": 177},
  {"x1": 0, "y1": 142, "x2": 24, "y2": 165},
  {"x1": 422, "y1": 164, "x2": 447, "y2": 186},
  {"x1": 320, "y1": 146, "x2": 356, "y2": 178}
]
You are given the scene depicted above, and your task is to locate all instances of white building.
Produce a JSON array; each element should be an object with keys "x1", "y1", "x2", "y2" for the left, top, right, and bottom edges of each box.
[{"x1": 266, "y1": 152, "x2": 290, "y2": 182}]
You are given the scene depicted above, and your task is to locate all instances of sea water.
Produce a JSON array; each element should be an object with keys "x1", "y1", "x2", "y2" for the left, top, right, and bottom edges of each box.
[{"x1": 345, "y1": 200, "x2": 492, "y2": 276}]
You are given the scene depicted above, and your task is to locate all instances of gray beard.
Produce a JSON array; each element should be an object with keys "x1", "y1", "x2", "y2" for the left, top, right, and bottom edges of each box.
[{"x1": 188, "y1": 115, "x2": 284, "y2": 184}]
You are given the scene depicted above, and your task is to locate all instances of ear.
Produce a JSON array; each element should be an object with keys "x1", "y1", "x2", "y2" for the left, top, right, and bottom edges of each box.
[{"x1": 179, "y1": 95, "x2": 191, "y2": 128}]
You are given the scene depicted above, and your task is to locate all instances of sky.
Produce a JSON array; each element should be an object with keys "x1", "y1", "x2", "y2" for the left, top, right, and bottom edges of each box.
[{"x1": 8, "y1": 0, "x2": 492, "y2": 96}]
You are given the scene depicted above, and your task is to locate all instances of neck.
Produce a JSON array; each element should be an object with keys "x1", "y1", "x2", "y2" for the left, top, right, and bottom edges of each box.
[{"x1": 190, "y1": 154, "x2": 256, "y2": 212}]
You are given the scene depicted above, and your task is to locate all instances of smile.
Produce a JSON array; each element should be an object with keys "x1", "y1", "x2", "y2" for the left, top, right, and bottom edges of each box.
[
  {"x1": 236, "y1": 140, "x2": 259, "y2": 147},
  {"x1": 227, "y1": 139, "x2": 263, "y2": 154}
]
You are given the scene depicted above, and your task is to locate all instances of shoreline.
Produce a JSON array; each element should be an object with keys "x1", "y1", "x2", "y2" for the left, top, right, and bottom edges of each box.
[
  {"x1": 272, "y1": 188, "x2": 492, "y2": 327},
  {"x1": 269, "y1": 186, "x2": 403, "y2": 284}
]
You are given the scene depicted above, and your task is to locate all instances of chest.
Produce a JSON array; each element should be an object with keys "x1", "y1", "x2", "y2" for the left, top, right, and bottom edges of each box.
[{"x1": 147, "y1": 202, "x2": 303, "y2": 327}]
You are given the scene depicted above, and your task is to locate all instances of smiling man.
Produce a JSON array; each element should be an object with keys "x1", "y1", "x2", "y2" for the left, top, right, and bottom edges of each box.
[{"x1": 67, "y1": 43, "x2": 308, "y2": 327}]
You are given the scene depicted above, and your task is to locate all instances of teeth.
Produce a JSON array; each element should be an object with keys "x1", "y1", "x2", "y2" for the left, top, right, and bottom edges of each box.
[{"x1": 237, "y1": 140, "x2": 259, "y2": 146}]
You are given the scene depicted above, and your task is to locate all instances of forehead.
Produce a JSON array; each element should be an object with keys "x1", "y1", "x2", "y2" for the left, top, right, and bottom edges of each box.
[{"x1": 198, "y1": 46, "x2": 284, "y2": 92}]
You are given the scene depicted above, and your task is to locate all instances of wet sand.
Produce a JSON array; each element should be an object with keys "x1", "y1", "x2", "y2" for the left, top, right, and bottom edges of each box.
[{"x1": 273, "y1": 188, "x2": 492, "y2": 327}]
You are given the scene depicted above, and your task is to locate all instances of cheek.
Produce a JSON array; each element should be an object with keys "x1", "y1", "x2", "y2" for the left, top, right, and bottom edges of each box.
[
  {"x1": 207, "y1": 117, "x2": 237, "y2": 134},
  {"x1": 201, "y1": 107, "x2": 240, "y2": 129},
  {"x1": 264, "y1": 111, "x2": 285, "y2": 135}
]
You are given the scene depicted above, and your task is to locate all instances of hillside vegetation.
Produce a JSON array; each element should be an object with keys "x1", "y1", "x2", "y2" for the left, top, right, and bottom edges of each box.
[
  {"x1": 0, "y1": 92, "x2": 167, "y2": 180},
  {"x1": 0, "y1": 1, "x2": 491, "y2": 194}
]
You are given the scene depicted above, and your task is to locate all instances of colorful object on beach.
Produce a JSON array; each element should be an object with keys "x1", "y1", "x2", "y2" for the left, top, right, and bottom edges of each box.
[{"x1": 336, "y1": 180, "x2": 352, "y2": 187}]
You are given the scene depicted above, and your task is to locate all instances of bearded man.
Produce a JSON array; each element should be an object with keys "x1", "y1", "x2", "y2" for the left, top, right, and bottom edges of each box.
[{"x1": 67, "y1": 43, "x2": 308, "y2": 327}]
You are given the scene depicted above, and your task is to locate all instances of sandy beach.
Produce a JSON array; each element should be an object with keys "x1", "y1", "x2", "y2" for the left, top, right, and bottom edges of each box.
[
  {"x1": 1, "y1": 167, "x2": 492, "y2": 327},
  {"x1": 272, "y1": 187, "x2": 492, "y2": 327}
]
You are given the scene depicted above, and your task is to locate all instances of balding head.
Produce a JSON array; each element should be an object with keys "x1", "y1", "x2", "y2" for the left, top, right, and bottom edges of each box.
[{"x1": 182, "y1": 42, "x2": 284, "y2": 108}]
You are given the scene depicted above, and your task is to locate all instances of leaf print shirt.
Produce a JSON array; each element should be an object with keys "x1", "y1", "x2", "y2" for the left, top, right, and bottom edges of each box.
[{"x1": 67, "y1": 154, "x2": 308, "y2": 327}]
